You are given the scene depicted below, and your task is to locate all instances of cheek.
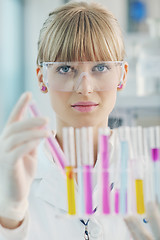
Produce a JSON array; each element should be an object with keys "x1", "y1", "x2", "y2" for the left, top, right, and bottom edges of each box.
[
  {"x1": 101, "y1": 91, "x2": 117, "y2": 113},
  {"x1": 48, "y1": 90, "x2": 70, "y2": 114}
]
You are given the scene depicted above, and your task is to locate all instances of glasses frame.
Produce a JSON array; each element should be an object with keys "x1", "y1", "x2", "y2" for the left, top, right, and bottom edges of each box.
[{"x1": 39, "y1": 61, "x2": 125, "y2": 91}]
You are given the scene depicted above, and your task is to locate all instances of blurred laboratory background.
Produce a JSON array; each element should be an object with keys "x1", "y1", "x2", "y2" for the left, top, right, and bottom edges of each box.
[{"x1": 0, "y1": 0, "x2": 160, "y2": 131}]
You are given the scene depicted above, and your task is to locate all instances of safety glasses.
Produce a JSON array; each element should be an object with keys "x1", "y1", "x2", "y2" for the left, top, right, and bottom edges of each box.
[{"x1": 40, "y1": 61, "x2": 125, "y2": 92}]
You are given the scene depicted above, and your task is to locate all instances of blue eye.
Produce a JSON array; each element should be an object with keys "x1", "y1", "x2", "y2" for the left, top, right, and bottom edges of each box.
[
  {"x1": 93, "y1": 64, "x2": 110, "y2": 72},
  {"x1": 56, "y1": 65, "x2": 71, "y2": 74},
  {"x1": 97, "y1": 65, "x2": 105, "y2": 71}
]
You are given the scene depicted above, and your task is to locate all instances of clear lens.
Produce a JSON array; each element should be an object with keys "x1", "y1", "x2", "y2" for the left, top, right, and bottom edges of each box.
[{"x1": 42, "y1": 61, "x2": 124, "y2": 92}]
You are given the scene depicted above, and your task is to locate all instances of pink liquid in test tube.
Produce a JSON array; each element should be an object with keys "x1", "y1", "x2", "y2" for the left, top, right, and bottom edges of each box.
[
  {"x1": 100, "y1": 133, "x2": 110, "y2": 214},
  {"x1": 29, "y1": 102, "x2": 66, "y2": 172},
  {"x1": 115, "y1": 189, "x2": 119, "y2": 214},
  {"x1": 81, "y1": 127, "x2": 93, "y2": 215},
  {"x1": 83, "y1": 165, "x2": 93, "y2": 214}
]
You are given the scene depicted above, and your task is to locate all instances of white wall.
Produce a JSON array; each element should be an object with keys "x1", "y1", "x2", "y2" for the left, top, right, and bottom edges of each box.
[
  {"x1": 81, "y1": 0, "x2": 128, "y2": 32},
  {"x1": 24, "y1": 0, "x2": 63, "y2": 129},
  {"x1": 0, "y1": 0, "x2": 24, "y2": 131}
]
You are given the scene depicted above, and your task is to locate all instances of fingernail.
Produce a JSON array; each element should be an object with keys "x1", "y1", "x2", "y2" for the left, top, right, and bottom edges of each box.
[{"x1": 21, "y1": 92, "x2": 32, "y2": 101}]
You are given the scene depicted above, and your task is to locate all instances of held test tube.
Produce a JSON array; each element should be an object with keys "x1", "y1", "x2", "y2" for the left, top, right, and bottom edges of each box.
[
  {"x1": 112, "y1": 129, "x2": 120, "y2": 214},
  {"x1": 82, "y1": 127, "x2": 93, "y2": 215},
  {"x1": 28, "y1": 102, "x2": 66, "y2": 173},
  {"x1": 131, "y1": 127, "x2": 145, "y2": 215},
  {"x1": 99, "y1": 128, "x2": 110, "y2": 214},
  {"x1": 63, "y1": 127, "x2": 76, "y2": 215},
  {"x1": 75, "y1": 128, "x2": 85, "y2": 216},
  {"x1": 155, "y1": 126, "x2": 160, "y2": 203},
  {"x1": 118, "y1": 127, "x2": 128, "y2": 215},
  {"x1": 149, "y1": 126, "x2": 160, "y2": 204},
  {"x1": 136, "y1": 127, "x2": 145, "y2": 214},
  {"x1": 120, "y1": 127, "x2": 136, "y2": 215}
]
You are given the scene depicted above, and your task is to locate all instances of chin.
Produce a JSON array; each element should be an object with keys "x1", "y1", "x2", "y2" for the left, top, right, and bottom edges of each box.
[{"x1": 69, "y1": 117, "x2": 101, "y2": 128}]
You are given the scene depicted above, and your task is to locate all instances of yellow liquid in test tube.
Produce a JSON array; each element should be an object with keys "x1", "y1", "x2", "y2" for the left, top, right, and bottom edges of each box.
[
  {"x1": 135, "y1": 179, "x2": 145, "y2": 214},
  {"x1": 65, "y1": 166, "x2": 76, "y2": 215}
]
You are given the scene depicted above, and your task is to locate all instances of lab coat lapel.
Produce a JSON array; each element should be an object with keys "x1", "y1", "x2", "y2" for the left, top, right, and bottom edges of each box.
[{"x1": 34, "y1": 140, "x2": 68, "y2": 212}]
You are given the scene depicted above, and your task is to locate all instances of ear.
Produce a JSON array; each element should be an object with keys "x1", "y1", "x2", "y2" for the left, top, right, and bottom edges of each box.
[
  {"x1": 117, "y1": 62, "x2": 128, "y2": 91},
  {"x1": 36, "y1": 67, "x2": 43, "y2": 87},
  {"x1": 36, "y1": 67, "x2": 48, "y2": 93}
]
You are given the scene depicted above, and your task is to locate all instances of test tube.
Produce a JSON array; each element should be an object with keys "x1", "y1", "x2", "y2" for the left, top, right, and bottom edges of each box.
[
  {"x1": 114, "y1": 190, "x2": 120, "y2": 214},
  {"x1": 99, "y1": 127, "x2": 110, "y2": 214},
  {"x1": 143, "y1": 128, "x2": 154, "y2": 205},
  {"x1": 132, "y1": 127, "x2": 145, "y2": 215},
  {"x1": 111, "y1": 129, "x2": 120, "y2": 214},
  {"x1": 118, "y1": 127, "x2": 129, "y2": 215},
  {"x1": 28, "y1": 102, "x2": 66, "y2": 173},
  {"x1": 75, "y1": 128, "x2": 85, "y2": 216},
  {"x1": 63, "y1": 127, "x2": 76, "y2": 215},
  {"x1": 82, "y1": 127, "x2": 93, "y2": 215},
  {"x1": 149, "y1": 126, "x2": 160, "y2": 204},
  {"x1": 124, "y1": 127, "x2": 136, "y2": 215},
  {"x1": 155, "y1": 126, "x2": 160, "y2": 203}
]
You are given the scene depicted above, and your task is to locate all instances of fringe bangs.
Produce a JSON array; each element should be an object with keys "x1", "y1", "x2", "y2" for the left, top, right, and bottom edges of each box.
[{"x1": 37, "y1": 2, "x2": 125, "y2": 65}]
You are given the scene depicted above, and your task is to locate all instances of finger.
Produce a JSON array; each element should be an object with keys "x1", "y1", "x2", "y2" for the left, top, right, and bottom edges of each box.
[
  {"x1": 5, "y1": 129, "x2": 50, "y2": 152},
  {"x1": 11, "y1": 139, "x2": 41, "y2": 164},
  {"x1": 124, "y1": 215, "x2": 153, "y2": 240},
  {"x1": 7, "y1": 92, "x2": 32, "y2": 125},
  {"x1": 3, "y1": 117, "x2": 49, "y2": 139},
  {"x1": 22, "y1": 152, "x2": 38, "y2": 177},
  {"x1": 30, "y1": 148, "x2": 38, "y2": 158},
  {"x1": 146, "y1": 202, "x2": 160, "y2": 239}
]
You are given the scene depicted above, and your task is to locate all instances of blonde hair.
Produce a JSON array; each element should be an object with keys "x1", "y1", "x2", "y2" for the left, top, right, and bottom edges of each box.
[{"x1": 37, "y1": 1, "x2": 125, "y2": 64}]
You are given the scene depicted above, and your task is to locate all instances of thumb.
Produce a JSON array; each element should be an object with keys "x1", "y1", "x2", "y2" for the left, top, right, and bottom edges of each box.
[{"x1": 7, "y1": 92, "x2": 32, "y2": 125}]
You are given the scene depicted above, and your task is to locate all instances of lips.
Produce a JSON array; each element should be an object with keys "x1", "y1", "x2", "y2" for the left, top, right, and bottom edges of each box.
[
  {"x1": 71, "y1": 102, "x2": 99, "y2": 112},
  {"x1": 72, "y1": 101, "x2": 98, "y2": 107}
]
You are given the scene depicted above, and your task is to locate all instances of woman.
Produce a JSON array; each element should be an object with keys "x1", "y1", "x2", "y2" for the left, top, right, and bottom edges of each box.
[{"x1": 0, "y1": 2, "x2": 159, "y2": 240}]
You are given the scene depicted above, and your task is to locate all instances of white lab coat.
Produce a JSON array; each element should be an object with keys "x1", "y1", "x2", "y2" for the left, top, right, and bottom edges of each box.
[{"x1": 0, "y1": 130, "x2": 147, "y2": 240}]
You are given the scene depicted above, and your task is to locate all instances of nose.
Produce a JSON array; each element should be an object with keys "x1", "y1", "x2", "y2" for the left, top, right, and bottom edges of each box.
[{"x1": 74, "y1": 72, "x2": 93, "y2": 95}]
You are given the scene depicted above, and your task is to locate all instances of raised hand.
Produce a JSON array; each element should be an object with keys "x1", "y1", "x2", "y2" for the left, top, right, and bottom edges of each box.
[
  {"x1": 124, "y1": 202, "x2": 160, "y2": 240},
  {"x1": 0, "y1": 92, "x2": 49, "y2": 226}
]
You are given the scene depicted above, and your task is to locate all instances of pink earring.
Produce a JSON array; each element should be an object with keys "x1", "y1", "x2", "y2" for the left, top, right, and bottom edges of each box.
[
  {"x1": 117, "y1": 83, "x2": 123, "y2": 89},
  {"x1": 40, "y1": 83, "x2": 48, "y2": 93}
]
